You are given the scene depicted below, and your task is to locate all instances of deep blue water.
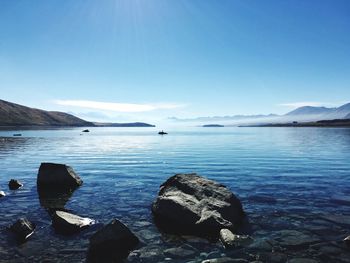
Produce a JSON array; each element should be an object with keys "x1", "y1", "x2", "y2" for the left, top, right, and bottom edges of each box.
[{"x1": 0, "y1": 127, "x2": 350, "y2": 262}]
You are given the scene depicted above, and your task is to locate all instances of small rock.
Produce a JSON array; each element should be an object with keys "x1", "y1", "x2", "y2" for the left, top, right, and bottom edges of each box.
[
  {"x1": 202, "y1": 258, "x2": 249, "y2": 263},
  {"x1": 344, "y1": 235, "x2": 350, "y2": 247},
  {"x1": 249, "y1": 238, "x2": 273, "y2": 251},
  {"x1": 88, "y1": 219, "x2": 139, "y2": 262},
  {"x1": 219, "y1": 229, "x2": 253, "y2": 248},
  {"x1": 137, "y1": 229, "x2": 160, "y2": 242},
  {"x1": 0, "y1": 191, "x2": 5, "y2": 197},
  {"x1": 275, "y1": 230, "x2": 320, "y2": 247},
  {"x1": 318, "y1": 245, "x2": 343, "y2": 254},
  {"x1": 9, "y1": 218, "x2": 35, "y2": 241},
  {"x1": 8, "y1": 179, "x2": 23, "y2": 190},
  {"x1": 52, "y1": 210, "x2": 94, "y2": 234},
  {"x1": 164, "y1": 247, "x2": 197, "y2": 259},
  {"x1": 134, "y1": 246, "x2": 164, "y2": 262},
  {"x1": 37, "y1": 163, "x2": 82, "y2": 191}
]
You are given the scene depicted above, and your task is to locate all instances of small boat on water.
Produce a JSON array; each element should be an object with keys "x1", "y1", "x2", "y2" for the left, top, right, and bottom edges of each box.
[
  {"x1": 82, "y1": 129, "x2": 90, "y2": 133},
  {"x1": 13, "y1": 134, "x2": 22, "y2": 137},
  {"x1": 158, "y1": 130, "x2": 168, "y2": 135}
]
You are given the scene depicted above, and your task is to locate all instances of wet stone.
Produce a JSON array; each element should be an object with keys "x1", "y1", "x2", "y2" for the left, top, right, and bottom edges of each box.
[
  {"x1": 248, "y1": 238, "x2": 273, "y2": 251},
  {"x1": 130, "y1": 246, "x2": 165, "y2": 262},
  {"x1": 344, "y1": 236, "x2": 350, "y2": 248},
  {"x1": 318, "y1": 244, "x2": 343, "y2": 254},
  {"x1": 219, "y1": 229, "x2": 253, "y2": 248},
  {"x1": 8, "y1": 179, "x2": 23, "y2": 190},
  {"x1": 275, "y1": 230, "x2": 321, "y2": 247},
  {"x1": 137, "y1": 229, "x2": 161, "y2": 242},
  {"x1": 10, "y1": 218, "x2": 35, "y2": 241},
  {"x1": 52, "y1": 210, "x2": 94, "y2": 235},
  {"x1": 164, "y1": 247, "x2": 197, "y2": 259},
  {"x1": 88, "y1": 219, "x2": 139, "y2": 262}
]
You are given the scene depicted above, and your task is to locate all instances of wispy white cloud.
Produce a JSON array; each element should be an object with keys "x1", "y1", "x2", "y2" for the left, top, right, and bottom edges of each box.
[
  {"x1": 54, "y1": 100, "x2": 185, "y2": 113},
  {"x1": 278, "y1": 101, "x2": 337, "y2": 109}
]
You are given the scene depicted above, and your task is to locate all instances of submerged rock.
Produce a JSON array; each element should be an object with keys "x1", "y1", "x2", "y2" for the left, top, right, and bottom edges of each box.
[
  {"x1": 219, "y1": 228, "x2": 253, "y2": 248},
  {"x1": 344, "y1": 235, "x2": 350, "y2": 248},
  {"x1": 37, "y1": 163, "x2": 82, "y2": 191},
  {"x1": 88, "y1": 219, "x2": 139, "y2": 262},
  {"x1": 9, "y1": 218, "x2": 35, "y2": 241},
  {"x1": 164, "y1": 247, "x2": 197, "y2": 259},
  {"x1": 152, "y1": 173, "x2": 244, "y2": 237},
  {"x1": 287, "y1": 259, "x2": 319, "y2": 263},
  {"x1": 8, "y1": 179, "x2": 23, "y2": 190},
  {"x1": 52, "y1": 210, "x2": 94, "y2": 235},
  {"x1": 0, "y1": 191, "x2": 5, "y2": 197},
  {"x1": 274, "y1": 230, "x2": 320, "y2": 248}
]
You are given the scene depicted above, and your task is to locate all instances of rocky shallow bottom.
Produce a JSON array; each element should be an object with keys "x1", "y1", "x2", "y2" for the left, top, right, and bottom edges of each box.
[{"x1": 1, "y1": 182, "x2": 349, "y2": 263}]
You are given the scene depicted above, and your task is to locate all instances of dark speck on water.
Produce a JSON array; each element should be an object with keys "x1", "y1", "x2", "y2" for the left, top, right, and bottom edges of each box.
[{"x1": 0, "y1": 127, "x2": 350, "y2": 262}]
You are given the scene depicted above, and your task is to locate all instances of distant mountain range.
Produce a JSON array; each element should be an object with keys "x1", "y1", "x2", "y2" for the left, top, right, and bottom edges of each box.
[
  {"x1": 286, "y1": 103, "x2": 350, "y2": 119},
  {"x1": 170, "y1": 102, "x2": 350, "y2": 126},
  {"x1": 0, "y1": 99, "x2": 154, "y2": 127}
]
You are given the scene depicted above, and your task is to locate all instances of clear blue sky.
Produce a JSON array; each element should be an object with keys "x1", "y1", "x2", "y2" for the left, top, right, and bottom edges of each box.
[{"x1": 1, "y1": 0, "x2": 349, "y2": 122}]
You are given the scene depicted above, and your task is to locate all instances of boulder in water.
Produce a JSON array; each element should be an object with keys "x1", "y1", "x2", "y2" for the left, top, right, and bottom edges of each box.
[
  {"x1": 37, "y1": 163, "x2": 82, "y2": 191},
  {"x1": 9, "y1": 218, "x2": 35, "y2": 241},
  {"x1": 152, "y1": 173, "x2": 244, "y2": 237},
  {"x1": 8, "y1": 179, "x2": 23, "y2": 190},
  {"x1": 88, "y1": 219, "x2": 139, "y2": 262},
  {"x1": 52, "y1": 210, "x2": 94, "y2": 235},
  {"x1": 344, "y1": 235, "x2": 350, "y2": 248}
]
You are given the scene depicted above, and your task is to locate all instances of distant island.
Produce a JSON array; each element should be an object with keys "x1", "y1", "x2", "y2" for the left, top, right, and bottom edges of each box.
[
  {"x1": 241, "y1": 119, "x2": 350, "y2": 128},
  {"x1": 202, "y1": 124, "x2": 224, "y2": 127},
  {"x1": 94, "y1": 122, "x2": 155, "y2": 127},
  {"x1": 0, "y1": 99, "x2": 155, "y2": 127}
]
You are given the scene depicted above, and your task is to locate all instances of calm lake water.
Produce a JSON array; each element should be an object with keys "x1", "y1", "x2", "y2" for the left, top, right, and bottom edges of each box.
[{"x1": 0, "y1": 127, "x2": 350, "y2": 262}]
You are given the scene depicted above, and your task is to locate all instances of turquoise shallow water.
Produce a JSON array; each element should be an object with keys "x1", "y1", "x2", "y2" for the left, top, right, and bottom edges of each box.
[{"x1": 0, "y1": 127, "x2": 350, "y2": 262}]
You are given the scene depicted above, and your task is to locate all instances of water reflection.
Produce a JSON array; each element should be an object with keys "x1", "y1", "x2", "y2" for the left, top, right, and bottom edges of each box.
[{"x1": 37, "y1": 188, "x2": 75, "y2": 212}]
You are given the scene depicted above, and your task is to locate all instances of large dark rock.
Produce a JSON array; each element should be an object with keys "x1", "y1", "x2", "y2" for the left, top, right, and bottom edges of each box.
[
  {"x1": 37, "y1": 163, "x2": 82, "y2": 191},
  {"x1": 9, "y1": 218, "x2": 35, "y2": 241},
  {"x1": 152, "y1": 173, "x2": 244, "y2": 237},
  {"x1": 88, "y1": 219, "x2": 139, "y2": 262},
  {"x1": 52, "y1": 210, "x2": 94, "y2": 235},
  {"x1": 344, "y1": 235, "x2": 350, "y2": 248},
  {"x1": 8, "y1": 179, "x2": 23, "y2": 190}
]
